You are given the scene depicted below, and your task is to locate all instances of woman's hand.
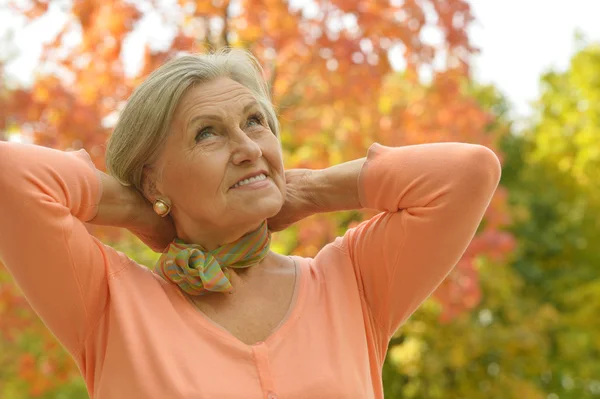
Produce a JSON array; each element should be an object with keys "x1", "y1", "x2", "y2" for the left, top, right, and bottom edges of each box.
[
  {"x1": 127, "y1": 202, "x2": 177, "y2": 253},
  {"x1": 89, "y1": 172, "x2": 177, "y2": 252},
  {"x1": 267, "y1": 158, "x2": 365, "y2": 232},
  {"x1": 268, "y1": 158, "x2": 365, "y2": 231},
  {"x1": 267, "y1": 169, "x2": 319, "y2": 232}
]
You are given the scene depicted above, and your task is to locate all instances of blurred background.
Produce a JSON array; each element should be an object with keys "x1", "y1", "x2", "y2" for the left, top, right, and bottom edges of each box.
[{"x1": 0, "y1": 0, "x2": 599, "y2": 398}]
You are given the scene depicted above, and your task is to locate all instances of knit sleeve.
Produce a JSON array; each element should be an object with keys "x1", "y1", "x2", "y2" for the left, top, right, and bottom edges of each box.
[
  {"x1": 341, "y1": 142, "x2": 501, "y2": 338},
  {"x1": 0, "y1": 142, "x2": 127, "y2": 355}
]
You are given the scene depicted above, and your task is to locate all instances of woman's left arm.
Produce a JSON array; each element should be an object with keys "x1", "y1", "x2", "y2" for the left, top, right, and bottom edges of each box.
[{"x1": 302, "y1": 143, "x2": 501, "y2": 338}]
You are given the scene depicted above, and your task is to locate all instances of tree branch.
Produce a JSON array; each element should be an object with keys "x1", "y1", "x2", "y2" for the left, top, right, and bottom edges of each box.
[
  {"x1": 268, "y1": 59, "x2": 277, "y2": 99},
  {"x1": 222, "y1": 1, "x2": 231, "y2": 47},
  {"x1": 203, "y1": 16, "x2": 212, "y2": 50}
]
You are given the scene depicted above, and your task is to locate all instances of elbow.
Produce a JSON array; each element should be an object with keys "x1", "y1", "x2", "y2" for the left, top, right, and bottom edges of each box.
[{"x1": 463, "y1": 144, "x2": 502, "y2": 190}]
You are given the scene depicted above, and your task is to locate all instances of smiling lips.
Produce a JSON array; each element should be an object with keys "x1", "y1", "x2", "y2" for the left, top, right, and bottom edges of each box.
[{"x1": 231, "y1": 172, "x2": 268, "y2": 189}]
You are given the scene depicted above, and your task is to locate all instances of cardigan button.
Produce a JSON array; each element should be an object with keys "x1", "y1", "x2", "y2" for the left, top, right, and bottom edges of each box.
[{"x1": 267, "y1": 391, "x2": 278, "y2": 399}]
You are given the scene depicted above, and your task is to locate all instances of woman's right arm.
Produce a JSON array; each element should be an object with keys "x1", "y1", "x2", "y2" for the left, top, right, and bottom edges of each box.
[{"x1": 0, "y1": 142, "x2": 148, "y2": 356}]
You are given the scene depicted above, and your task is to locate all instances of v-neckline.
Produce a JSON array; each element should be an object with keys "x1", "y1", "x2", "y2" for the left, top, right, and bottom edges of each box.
[{"x1": 162, "y1": 255, "x2": 306, "y2": 349}]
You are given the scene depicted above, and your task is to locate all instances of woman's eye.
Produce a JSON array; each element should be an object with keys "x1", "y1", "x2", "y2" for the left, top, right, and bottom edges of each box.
[
  {"x1": 247, "y1": 114, "x2": 264, "y2": 128},
  {"x1": 195, "y1": 128, "x2": 215, "y2": 142}
]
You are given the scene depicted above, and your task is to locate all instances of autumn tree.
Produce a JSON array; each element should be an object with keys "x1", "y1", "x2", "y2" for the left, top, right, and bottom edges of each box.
[
  {"x1": 1, "y1": 0, "x2": 513, "y2": 396},
  {"x1": 379, "y1": 80, "x2": 528, "y2": 398},
  {"x1": 499, "y1": 41, "x2": 600, "y2": 398},
  {"x1": 383, "y1": 42, "x2": 600, "y2": 398}
]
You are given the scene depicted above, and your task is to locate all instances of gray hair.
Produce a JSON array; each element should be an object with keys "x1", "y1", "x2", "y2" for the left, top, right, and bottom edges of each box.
[{"x1": 105, "y1": 48, "x2": 279, "y2": 193}]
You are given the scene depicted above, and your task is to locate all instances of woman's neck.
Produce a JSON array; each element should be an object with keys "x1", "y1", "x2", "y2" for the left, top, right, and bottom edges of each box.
[{"x1": 175, "y1": 221, "x2": 265, "y2": 251}]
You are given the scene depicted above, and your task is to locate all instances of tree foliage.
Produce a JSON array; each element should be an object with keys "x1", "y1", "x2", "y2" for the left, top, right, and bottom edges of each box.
[
  {"x1": 500, "y1": 42, "x2": 600, "y2": 398},
  {"x1": 1, "y1": 0, "x2": 514, "y2": 397},
  {"x1": 383, "y1": 43, "x2": 600, "y2": 397}
]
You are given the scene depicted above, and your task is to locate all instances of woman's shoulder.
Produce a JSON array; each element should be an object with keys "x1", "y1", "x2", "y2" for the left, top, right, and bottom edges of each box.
[
  {"x1": 290, "y1": 237, "x2": 353, "y2": 276},
  {"x1": 95, "y1": 239, "x2": 160, "y2": 282}
]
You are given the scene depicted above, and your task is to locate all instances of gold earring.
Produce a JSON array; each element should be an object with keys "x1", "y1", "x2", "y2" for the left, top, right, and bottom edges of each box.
[{"x1": 153, "y1": 199, "x2": 171, "y2": 217}]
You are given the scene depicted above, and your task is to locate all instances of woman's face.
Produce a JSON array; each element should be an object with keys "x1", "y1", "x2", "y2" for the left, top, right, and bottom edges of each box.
[{"x1": 150, "y1": 77, "x2": 285, "y2": 248}]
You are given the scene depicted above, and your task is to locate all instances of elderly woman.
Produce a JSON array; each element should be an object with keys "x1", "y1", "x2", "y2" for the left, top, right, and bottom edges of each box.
[{"x1": 0, "y1": 49, "x2": 501, "y2": 398}]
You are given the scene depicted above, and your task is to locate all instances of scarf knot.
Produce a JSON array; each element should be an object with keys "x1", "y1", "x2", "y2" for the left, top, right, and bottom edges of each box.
[{"x1": 155, "y1": 222, "x2": 271, "y2": 296}]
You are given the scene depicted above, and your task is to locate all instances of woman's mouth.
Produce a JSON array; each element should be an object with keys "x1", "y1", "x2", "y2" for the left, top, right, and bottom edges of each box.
[{"x1": 231, "y1": 173, "x2": 268, "y2": 189}]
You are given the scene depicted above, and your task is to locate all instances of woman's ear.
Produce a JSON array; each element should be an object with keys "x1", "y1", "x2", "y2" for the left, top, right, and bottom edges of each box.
[{"x1": 141, "y1": 165, "x2": 162, "y2": 203}]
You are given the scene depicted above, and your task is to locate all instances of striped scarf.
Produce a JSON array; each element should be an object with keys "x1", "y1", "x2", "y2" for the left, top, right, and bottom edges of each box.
[{"x1": 155, "y1": 222, "x2": 271, "y2": 296}]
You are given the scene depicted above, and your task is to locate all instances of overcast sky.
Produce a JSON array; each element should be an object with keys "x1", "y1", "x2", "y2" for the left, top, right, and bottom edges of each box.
[{"x1": 468, "y1": 0, "x2": 600, "y2": 120}]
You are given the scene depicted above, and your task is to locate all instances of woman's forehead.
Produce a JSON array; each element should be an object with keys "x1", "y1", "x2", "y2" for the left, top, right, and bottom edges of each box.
[
  {"x1": 177, "y1": 80, "x2": 256, "y2": 117},
  {"x1": 185, "y1": 78, "x2": 253, "y2": 103}
]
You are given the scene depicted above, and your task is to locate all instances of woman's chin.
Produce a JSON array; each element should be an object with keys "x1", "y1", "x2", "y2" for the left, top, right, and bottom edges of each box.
[
  {"x1": 232, "y1": 202, "x2": 282, "y2": 224},
  {"x1": 216, "y1": 193, "x2": 283, "y2": 227}
]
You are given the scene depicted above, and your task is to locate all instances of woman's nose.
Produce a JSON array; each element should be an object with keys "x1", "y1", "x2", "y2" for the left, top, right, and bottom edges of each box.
[{"x1": 230, "y1": 130, "x2": 262, "y2": 165}]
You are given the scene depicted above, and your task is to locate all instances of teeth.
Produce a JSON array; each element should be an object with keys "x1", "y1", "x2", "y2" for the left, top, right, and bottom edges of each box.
[{"x1": 232, "y1": 174, "x2": 267, "y2": 188}]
